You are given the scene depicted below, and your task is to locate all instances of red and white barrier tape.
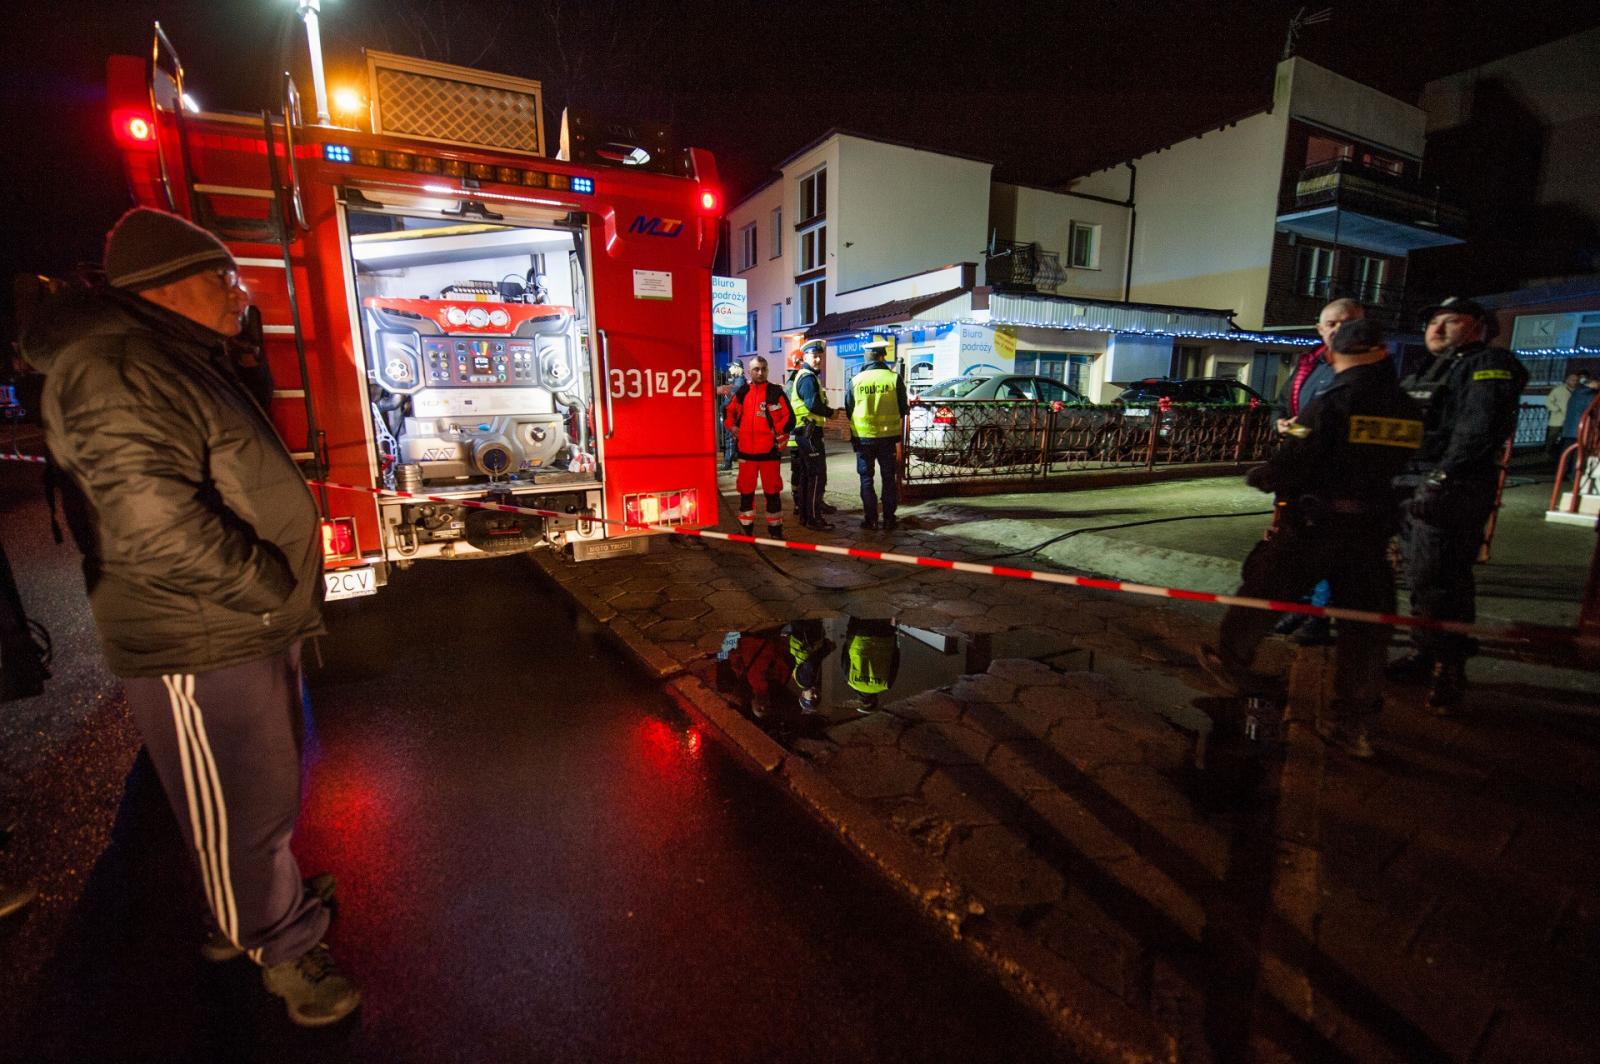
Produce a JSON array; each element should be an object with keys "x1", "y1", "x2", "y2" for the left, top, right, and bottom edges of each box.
[
  {"x1": 2, "y1": 452, "x2": 1588, "y2": 646},
  {"x1": 309, "y1": 478, "x2": 1593, "y2": 647},
  {"x1": 1, "y1": 452, "x2": 47, "y2": 464}
]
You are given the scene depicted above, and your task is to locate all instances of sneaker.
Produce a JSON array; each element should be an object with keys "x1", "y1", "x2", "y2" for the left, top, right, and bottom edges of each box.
[
  {"x1": 1315, "y1": 719, "x2": 1375, "y2": 759},
  {"x1": 1385, "y1": 652, "x2": 1434, "y2": 684},
  {"x1": 203, "y1": 874, "x2": 337, "y2": 962},
  {"x1": 262, "y1": 943, "x2": 362, "y2": 1028},
  {"x1": 1292, "y1": 617, "x2": 1333, "y2": 646}
]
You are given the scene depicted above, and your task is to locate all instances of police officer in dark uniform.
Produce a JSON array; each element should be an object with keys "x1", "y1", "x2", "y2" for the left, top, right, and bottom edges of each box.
[
  {"x1": 788, "y1": 340, "x2": 834, "y2": 530},
  {"x1": 1197, "y1": 319, "x2": 1422, "y2": 758},
  {"x1": 1390, "y1": 297, "x2": 1528, "y2": 713}
]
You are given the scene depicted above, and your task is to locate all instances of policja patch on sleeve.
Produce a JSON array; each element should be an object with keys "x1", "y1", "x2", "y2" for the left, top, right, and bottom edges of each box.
[{"x1": 1347, "y1": 415, "x2": 1423, "y2": 448}]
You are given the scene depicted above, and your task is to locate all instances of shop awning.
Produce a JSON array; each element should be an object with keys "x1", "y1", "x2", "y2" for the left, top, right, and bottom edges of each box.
[{"x1": 804, "y1": 288, "x2": 969, "y2": 339}]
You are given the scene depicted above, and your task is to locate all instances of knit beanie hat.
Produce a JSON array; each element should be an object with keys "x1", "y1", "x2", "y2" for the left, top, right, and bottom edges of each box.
[{"x1": 104, "y1": 207, "x2": 236, "y2": 292}]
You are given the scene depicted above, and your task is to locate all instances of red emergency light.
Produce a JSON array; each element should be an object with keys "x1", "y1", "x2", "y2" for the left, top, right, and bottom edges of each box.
[
  {"x1": 696, "y1": 188, "x2": 720, "y2": 214},
  {"x1": 321, "y1": 517, "x2": 360, "y2": 562},
  {"x1": 112, "y1": 108, "x2": 157, "y2": 150}
]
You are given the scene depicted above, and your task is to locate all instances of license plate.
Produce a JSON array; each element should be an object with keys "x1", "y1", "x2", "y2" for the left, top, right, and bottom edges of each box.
[
  {"x1": 324, "y1": 566, "x2": 377, "y2": 601},
  {"x1": 1124, "y1": 407, "x2": 1150, "y2": 418}
]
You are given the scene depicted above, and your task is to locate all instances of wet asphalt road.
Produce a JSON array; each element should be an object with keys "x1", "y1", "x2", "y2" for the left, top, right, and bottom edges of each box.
[{"x1": 2, "y1": 505, "x2": 1070, "y2": 1063}]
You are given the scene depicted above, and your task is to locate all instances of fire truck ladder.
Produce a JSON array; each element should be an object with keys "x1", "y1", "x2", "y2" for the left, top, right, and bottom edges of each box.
[{"x1": 147, "y1": 23, "x2": 327, "y2": 507}]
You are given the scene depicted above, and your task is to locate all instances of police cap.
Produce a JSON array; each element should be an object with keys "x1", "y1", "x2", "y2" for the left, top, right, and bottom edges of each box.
[
  {"x1": 1420, "y1": 296, "x2": 1499, "y2": 340},
  {"x1": 800, "y1": 339, "x2": 826, "y2": 355},
  {"x1": 861, "y1": 338, "x2": 892, "y2": 357},
  {"x1": 1331, "y1": 318, "x2": 1385, "y2": 354}
]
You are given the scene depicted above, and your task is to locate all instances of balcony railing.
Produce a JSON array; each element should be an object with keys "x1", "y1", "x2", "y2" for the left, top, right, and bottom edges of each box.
[
  {"x1": 986, "y1": 240, "x2": 1066, "y2": 292},
  {"x1": 1291, "y1": 159, "x2": 1467, "y2": 234}
]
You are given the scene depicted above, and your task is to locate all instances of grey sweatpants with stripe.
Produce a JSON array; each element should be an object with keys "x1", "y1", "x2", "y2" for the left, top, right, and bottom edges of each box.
[{"x1": 123, "y1": 641, "x2": 329, "y2": 967}]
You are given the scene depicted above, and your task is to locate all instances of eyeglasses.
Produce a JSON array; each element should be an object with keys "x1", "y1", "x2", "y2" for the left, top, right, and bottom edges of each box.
[{"x1": 211, "y1": 267, "x2": 244, "y2": 291}]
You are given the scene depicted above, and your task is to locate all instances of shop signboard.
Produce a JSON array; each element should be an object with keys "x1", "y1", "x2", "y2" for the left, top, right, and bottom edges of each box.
[{"x1": 711, "y1": 275, "x2": 747, "y2": 335}]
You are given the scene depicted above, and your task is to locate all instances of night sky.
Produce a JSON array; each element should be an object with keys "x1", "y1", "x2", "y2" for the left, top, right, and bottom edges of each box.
[{"x1": 4, "y1": 0, "x2": 1597, "y2": 292}]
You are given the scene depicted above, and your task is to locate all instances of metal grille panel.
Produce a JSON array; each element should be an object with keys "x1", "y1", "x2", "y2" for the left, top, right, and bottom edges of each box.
[{"x1": 374, "y1": 68, "x2": 543, "y2": 154}]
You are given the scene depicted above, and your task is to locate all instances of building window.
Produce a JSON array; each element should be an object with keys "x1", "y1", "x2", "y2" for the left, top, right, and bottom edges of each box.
[
  {"x1": 798, "y1": 167, "x2": 826, "y2": 224},
  {"x1": 770, "y1": 303, "x2": 782, "y2": 352},
  {"x1": 746, "y1": 311, "x2": 757, "y2": 353},
  {"x1": 798, "y1": 225, "x2": 826, "y2": 273},
  {"x1": 797, "y1": 278, "x2": 824, "y2": 327},
  {"x1": 1296, "y1": 246, "x2": 1335, "y2": 298},
  {"x1": 1355, "y1": 256, "x2": 1388, "y2": 304},
  {"x1": 769, "y1": 208, "x2": 782, "y2": 259},
  {"x1": 1305, "y1": 136, "x2": 1353, "y2": 167},
  {"x1": 738, "y1": 223, "x2": 757, "y2": 271},
  {"x1": 1068, "y1": 222, "x2": 1101, "y2": 269}
]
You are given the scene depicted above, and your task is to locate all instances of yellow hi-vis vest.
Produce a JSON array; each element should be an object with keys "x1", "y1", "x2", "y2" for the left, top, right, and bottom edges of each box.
[
  {"x1": 787, "y1": 366, "x2": 822, "y2": 449},
  {"x1": 847, "y1": 634, "x2": 895, "y2": 695},
  {"x1": 849, "y1": 364, "x2": 901, "y2": 440}
]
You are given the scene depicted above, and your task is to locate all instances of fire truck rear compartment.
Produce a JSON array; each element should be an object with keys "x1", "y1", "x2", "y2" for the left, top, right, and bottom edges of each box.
[{"x1": 347, "y1": 210, "x2": 602, "y2": 555}]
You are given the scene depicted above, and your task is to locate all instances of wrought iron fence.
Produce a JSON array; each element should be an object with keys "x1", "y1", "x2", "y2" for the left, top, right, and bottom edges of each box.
[
  {"x1": 1513, "y1": 403, "x2": 1550, "y2": 449},
  {"x1": 903, "y1": 399, "x2": 1279, "y2": 489}
]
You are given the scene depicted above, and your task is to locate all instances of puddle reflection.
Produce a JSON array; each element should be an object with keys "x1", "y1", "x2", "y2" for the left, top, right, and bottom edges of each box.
[{"x1": 705, "y1": 616, "x2": 991, "y2": 740}]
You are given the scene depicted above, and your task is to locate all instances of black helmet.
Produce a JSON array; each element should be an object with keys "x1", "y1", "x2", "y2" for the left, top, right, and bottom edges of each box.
[{"x1": 1420, "y1": 296, "x2": 1499, "y2": 341}]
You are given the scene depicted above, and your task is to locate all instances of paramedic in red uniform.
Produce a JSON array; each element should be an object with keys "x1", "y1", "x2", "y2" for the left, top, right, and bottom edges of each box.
[{"x1": 723, "y1": 356, "x2": 795, "y2": 539}]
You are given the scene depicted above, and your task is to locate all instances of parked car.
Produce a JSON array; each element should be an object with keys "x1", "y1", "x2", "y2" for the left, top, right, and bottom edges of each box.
[
  {"x1": 1114, "y1": 377, "x2": 1268, "y2": 420},
  {"x1": 907, "y1": 374, "x2": 1092, "y2": 465}
]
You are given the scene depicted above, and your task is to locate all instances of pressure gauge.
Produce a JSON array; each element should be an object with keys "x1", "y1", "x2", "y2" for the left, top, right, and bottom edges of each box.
[
  {"x1": 467, "y1": 307, "x2": 490, "y2": 328},
  {"x1": 488, "y1": 308, "x2": 510, "y2": 327},
  {"x1": 445, "y1": 306, "x2": 468, "y2": 326}
]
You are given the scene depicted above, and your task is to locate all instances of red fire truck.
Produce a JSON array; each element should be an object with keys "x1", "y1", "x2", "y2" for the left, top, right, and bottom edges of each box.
[{"x1": 104, "y1": 24, "x2": 721, "y2": 601}]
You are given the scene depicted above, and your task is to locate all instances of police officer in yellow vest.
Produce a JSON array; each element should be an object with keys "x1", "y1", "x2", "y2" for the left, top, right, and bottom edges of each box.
[
  {"x1": 788, "y1": 340, "x2": 834, "y2": 530},
  {"x1": 843, "y1": 339, "x2": 909, "y2": 531},
  {"x1": 842, "y1": 617, "x2": 899, "y2": 713}
]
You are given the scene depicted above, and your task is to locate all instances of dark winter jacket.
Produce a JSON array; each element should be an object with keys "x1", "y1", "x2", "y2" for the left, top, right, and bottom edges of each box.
[
  {"x1": 1401, "y1": 341, "x2": 1529, "y2": 483},
  {"x1": 1248, "y1": 360, "x2": 1422, "y2": 529},
  {"x1": 22, "y1": 281, "x2": 323, "y2": 678}
]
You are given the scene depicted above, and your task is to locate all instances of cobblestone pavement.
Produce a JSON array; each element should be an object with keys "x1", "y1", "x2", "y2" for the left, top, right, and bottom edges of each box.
[{"x1": 533, "y1": 474, "x2": 1600, "y2": 1063}]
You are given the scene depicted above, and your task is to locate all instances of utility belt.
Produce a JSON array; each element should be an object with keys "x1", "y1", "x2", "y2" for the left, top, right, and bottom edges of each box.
[{"x1": 1274, "y1": 494, "x2": 1389, "y2": 531}]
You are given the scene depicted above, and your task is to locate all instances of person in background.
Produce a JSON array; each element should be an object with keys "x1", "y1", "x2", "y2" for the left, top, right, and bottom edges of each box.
[
  {"x1": 1272, "y1": 297, "x2": 1366, "y2": 645},
  {"x1": 1197, "y1": 319, "x2": 1422, "y2": 758},
  {"x1": 1544, "y1": 372, "x2": 1578, "y2": 457},
  {"x1": 1391, "y1": 298, "x2": 1528, "y2": 714},
  {"x1": 844, "y1": 340, "x2": 908, "y2": 532},
  {"x1": 716, "y1": 360, "x2": 744, "y2": 470},
  {"x1": 788, "y1": 340, "x2": 834, "y2": 530},
  {"x1": 1556, "y1": 372, "x2": 1596, "y2": 452},
  {"x1": 21, "y1": 207, "x2": 359, "y2": 1027},
  {"x1": 722, "y1": 355, "x2": 794, "y2": 539}
]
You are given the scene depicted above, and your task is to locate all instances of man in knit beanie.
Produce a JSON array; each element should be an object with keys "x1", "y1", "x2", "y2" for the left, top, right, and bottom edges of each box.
[{"x1": 19, "y1": 207, "x2": 361, "y2": 1027}]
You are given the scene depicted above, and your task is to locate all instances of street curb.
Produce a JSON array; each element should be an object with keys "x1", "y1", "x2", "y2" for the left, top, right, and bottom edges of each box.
[{"x1": 533, "y1": 553, "x2": 1179, "y2": 1064}]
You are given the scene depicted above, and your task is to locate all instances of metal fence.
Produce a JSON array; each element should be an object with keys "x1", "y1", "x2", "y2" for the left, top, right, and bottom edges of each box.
[
  {"x1": 1513, "y1": 403, "x2": 1550, "y2": 449},
  {"x1": 903, "y1": 400, "x2": 1279, "y2": 490}
]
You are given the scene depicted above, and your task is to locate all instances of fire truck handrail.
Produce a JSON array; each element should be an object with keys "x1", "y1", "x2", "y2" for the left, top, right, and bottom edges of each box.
[
  {"x1": 599, "y1": 328, "x2": 615, "y2": 440},
  {"x1": 280, "y1": 73, "x2": 310, "y2": 232},
  {"x1": 147, "y1": 21, "x2": 184, "y2": 212}
]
